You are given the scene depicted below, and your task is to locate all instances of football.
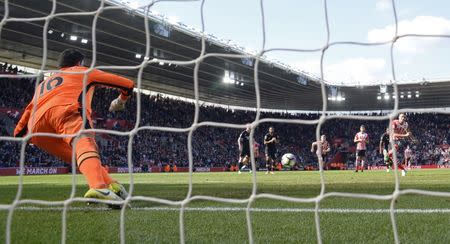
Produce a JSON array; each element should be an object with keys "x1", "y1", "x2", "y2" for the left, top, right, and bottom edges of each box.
[{"x1": 281, "y1": 153, "x2": 297, "y2": 166}]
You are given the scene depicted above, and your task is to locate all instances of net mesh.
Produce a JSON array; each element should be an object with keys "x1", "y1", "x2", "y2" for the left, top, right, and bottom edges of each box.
[{"x1": 0, "y1": 0, "x2": 450, "y2": 243}]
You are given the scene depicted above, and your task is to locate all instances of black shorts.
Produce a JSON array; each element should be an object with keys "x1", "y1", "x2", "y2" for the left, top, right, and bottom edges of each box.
[
  {"x1": 265, "y1": 148, "x2": 276, "y2": 160},
  {"x1": 240, "y1": 147, "x2": 250, "y2": 157},
  {"x1": 266, "y1": 153, "x2": 276, "y2": 161},
  {"x1": 266, "y1": 154, "x2": 276, "y2": 161},
  {"x1": 356, "y1": 150, "x2": 366, "y2": 157},
  {"x1": 394, "y1": 140, "x2": 407, "y2": 153}
]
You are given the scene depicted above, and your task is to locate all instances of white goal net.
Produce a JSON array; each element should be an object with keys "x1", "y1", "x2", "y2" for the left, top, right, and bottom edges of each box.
[{"x1": 1, "y1": 0, "x2": 450, "y2": 243}]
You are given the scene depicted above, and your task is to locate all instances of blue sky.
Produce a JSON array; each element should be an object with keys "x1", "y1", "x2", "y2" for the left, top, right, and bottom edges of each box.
[{"x1": 130, "y1": 0, "x2": 450, "y2": 85}]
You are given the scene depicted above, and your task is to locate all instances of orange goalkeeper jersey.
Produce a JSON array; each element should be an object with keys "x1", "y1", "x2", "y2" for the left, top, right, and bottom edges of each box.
[{"x1": 14, "y1": 66, "x2": 134, "y2": 136}]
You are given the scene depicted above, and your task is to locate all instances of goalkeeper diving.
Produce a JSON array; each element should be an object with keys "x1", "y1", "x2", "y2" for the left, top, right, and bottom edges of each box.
[{"x1": 14, "y1": 49, "x2": 134, "y2": 205}]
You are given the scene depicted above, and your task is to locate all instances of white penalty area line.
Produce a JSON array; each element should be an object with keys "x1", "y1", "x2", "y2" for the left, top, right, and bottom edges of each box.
[{"x1": 3, "y1": 206, "x2": 450, "y2": 214}]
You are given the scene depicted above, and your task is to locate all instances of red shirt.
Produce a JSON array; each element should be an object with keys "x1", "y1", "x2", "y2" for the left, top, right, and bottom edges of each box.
[
  {"x1": 321, "y1": 140, "x2": 330, "y2": 153},
  {"x1": 354, "y1": 132, "x2": 369, "y2": 150},
  {"x1": 392, "y1": 119, "x2": 409, "y2": 140}
]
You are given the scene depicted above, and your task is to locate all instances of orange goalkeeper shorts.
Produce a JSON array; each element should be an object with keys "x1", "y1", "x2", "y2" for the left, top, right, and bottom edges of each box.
[{"x1": 28, "y1": 104, "x2": 96, "y2": 163}]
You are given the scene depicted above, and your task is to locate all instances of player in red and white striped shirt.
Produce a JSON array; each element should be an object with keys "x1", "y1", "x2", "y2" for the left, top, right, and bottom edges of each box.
[
  {"x1": 392, "y1": 113, "x2": 410, "y2": 141},
  {"x1": 354, "y1": 125, "x2": 369, "y2": 172},
  {"x1": 404, "y1": 145, "x2": 413, "y2": 169},
  {"x1": 391, "y1": 113, "x2": 412, "y2": 176},
  {"x1": 311, "y1": 135, "x2": 331, "y2": 165},
  {"x1": 311, "y1": 135, "x2": 330, "y2": 155},
  {"x1": 442, "y1": 148, "x2": 449, "y2": 165}
]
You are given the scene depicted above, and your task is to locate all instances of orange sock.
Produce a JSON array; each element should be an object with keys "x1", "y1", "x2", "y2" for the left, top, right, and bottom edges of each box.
[
  {"x1": 79, "y1": 157, "x2": 107, "y2": 189},
  {"x1": 75, "y1": 137, "x2": 106, "y2": 189},
  {"x1": 101, "y1": 166, "x2": 115, "y2": 185}
]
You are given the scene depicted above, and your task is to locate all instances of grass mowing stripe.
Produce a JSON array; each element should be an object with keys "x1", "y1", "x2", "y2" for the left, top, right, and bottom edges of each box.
[
  {"x1": 4, "y1": 206, "x2": 450, "y2": 213},
  {"x1": 2, "y1": 171, "x2": 450, "y2": 243}
]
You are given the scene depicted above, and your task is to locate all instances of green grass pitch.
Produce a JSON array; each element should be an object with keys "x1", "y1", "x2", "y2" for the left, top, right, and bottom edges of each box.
[{"x1": 1, "y1": 169, "x2": 450, "y2": 243}]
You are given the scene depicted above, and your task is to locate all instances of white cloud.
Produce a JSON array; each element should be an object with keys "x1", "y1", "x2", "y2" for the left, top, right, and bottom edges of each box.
[
  {"x1": 293, "y1": 59, "x2": 320, "y2": 75},
  {"x1": 325, "y1": 58, "x2": 387, "y2": 84},
  {"x1": 294, "y1": 58, "x2": 388, "y2": 85},
  {"x1": 368, "y1": 16, "x2": 450, "y2": 53},
  {"x1": 376, "y1": 0, "x2": 391, "y2": 11}
]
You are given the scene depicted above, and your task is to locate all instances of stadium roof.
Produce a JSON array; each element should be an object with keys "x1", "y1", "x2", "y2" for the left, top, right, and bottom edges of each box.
[{"x1": 0, "y1": 0, "x2": 449, "y2": 111}]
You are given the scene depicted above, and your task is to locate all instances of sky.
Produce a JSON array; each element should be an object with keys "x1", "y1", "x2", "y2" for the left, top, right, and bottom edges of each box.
[{"x1": 129, "y1": 0, "x2": 450, "y2": 85}]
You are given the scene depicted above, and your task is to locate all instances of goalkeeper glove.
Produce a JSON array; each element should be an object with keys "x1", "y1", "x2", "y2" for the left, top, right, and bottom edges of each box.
[{"x1": 109, "y1": 96, "x2": 127, "y2": 112}]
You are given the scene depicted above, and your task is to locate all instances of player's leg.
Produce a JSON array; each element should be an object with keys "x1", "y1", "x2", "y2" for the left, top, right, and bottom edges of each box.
[
  {"x1": 398, "y1": 162, "x2": 406, "y2": 176},
  {"x1": 392, "y1": 145, "x2": 407, "y2": 176},
  {"x1": 30, "y1": 135, "x2": 73, "y2": 164},
  {"x1": 355, "y1": 153, "x2": 360, "y2": 172},
  {"x1": 242, "y1": 155, "x2": 249, "y2": 165},
  {"x1": 74, "y1": 135, "x2": 129, "y2": 201},
  {"x1": 269, "y1": 158, "x2": 274, "y2": 174},
  {"x1": 265, "y1": 154, "x2": 271, "y2": 174},
  {"x1": 28, "y1": 112, "x2": 74, "y2": 163},
  {"x1": 361, "y1": 154, "x2": 366, "y2": 172},
  {"x1": 239, "y1": 146, "x2": 250, "y2": 173},
  {"x1": 386, "y1": 158, "x2": 393, "y2": 172},
  {"x1": 72, "y1": 136, "x2": 106, "y2": 188},
  {"x1": 383, "y1": 149, "x2": 391, "y2": 172},
  {"x1": 360, "y1": 157, "x2": 364, "y2": 172},
  {"x1": 269, "y1": 154, "x2": 275, "y2": 174},
  {"x1": 238, "y1": 155, "x2": 243, "y2": 174},
  {"x1": 74, "y1": 135, "x2": 130, "y2": 200},
  {"x1": 239, "y1": 155, "x2": 250, "y2": 173},
  {"x1": 29, "y1": 107, "x2": 123, "y2": 204},
  {"x1": 399, "y1": 151, "x2": 407, "y2": 176},
  {"x1": 55, "y1": 105, "x2": 127, "y2": 200},
  {"x1": 321, "y1": 153, "x2": 327, "y2": 167},
  {"x1": 242, "y1": 156, "x2": 252, "y2": 173},
  {"x1": 241, "y1": 146, "x2": 251, "y2": 171}
]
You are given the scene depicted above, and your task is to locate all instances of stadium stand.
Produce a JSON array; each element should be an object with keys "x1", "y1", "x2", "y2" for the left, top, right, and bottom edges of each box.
[{"x1": 0, "y1": 77, "x2": 448, "y2": 170}]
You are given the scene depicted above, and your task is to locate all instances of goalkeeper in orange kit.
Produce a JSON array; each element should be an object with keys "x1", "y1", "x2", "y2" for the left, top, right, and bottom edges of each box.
[{"x1": 14, "y1": 49, "x2": 134, "y2": 205}]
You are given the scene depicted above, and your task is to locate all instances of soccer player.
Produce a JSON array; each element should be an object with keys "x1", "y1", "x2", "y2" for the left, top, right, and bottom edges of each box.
[
  {"x1": 404, "y1": 145, "x2": 413, "y2": 169},
  {"x1": 379, "y1": 128, "x2": 392, "y2": 172},
  {"x1": 253, "y1": 141, "x2": 260, "y2": 159},
  {"x1": 264, "y1": 126, "x2": 278, "y2": 174},
  {"x1": 442, "y1": 148, "x2": 449, "y2": 165},
  {"x1": 14, "y1": 49, "x2": 134, "y2": 204},
  {"x1": 237, "y1": 124, "x2": 252, "y2": 174},
  {"x1": 354, "y1": 125, "x2": 369, "y2": 172},
  {"x1": 392, "y1": 113, "x2": 412, "y2": 176},
  {"x1": 311, "y1": 135, "x2": 330, "y2": 164}
]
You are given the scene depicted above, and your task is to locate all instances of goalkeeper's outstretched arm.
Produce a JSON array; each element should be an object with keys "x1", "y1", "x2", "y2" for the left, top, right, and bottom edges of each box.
[{"x1": 88, "y1": 69, "x2": 135, "y2": 112}]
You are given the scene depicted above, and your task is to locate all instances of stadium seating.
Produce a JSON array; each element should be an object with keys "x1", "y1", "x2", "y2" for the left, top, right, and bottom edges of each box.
[{"x1": 0, "y1": 77, "x2": 448, "y2": 169}]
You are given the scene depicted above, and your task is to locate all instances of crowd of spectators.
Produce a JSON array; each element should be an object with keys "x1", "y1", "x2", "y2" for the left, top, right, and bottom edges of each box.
[
  {"x1": 0, "y1": 77, "x2": 449, "y2": 169},
  {"x1": 0, "y1": 62, "x2": 22, "y2": 75}
]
